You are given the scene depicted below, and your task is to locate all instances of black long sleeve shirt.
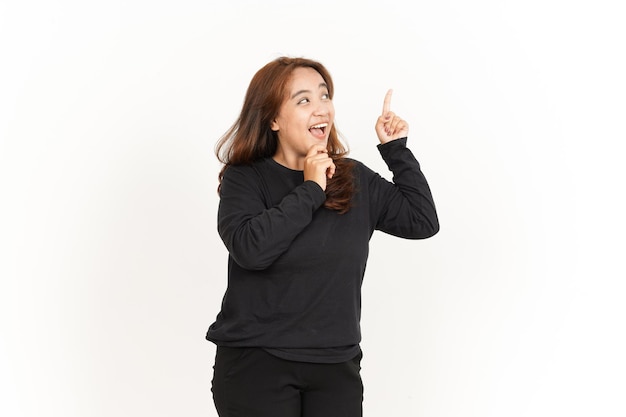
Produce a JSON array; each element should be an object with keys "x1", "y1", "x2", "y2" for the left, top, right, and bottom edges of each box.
[{"x1": 206, "y1": 138, "x2": 439, "y2": 363}]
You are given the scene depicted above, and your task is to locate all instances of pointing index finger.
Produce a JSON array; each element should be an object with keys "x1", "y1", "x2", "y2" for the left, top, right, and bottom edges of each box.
[{"x1": 382, "y1": 89, "x2": 393, "y2": 115}]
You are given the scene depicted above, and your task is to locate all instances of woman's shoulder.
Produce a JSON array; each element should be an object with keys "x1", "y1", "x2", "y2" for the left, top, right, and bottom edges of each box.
[
  {"x1": 344, "y1": 157, "x2": 375, "y2": 177},
  {"x1": 221, "y1": 158, "x2": 302, "y2": 192},
  {"x1": 219, "y1": 161, "x2": 267, "y2": 193},
  {"x1": 222, "y1": 158, "x2": 269, "y2": 178}
]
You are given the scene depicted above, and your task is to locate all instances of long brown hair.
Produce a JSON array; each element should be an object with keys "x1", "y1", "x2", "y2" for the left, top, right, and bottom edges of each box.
[{"x1": 215, "y1": 57, "x2": 355, "y2": 213}]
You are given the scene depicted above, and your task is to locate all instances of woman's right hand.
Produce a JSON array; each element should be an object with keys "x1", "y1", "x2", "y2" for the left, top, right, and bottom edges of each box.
[
  {"x1": 375, "y1": 89, "x2": 409, "y2": 144},
  {"x1": 303, "y1": 145, "x2": 336, "y2": 191}
]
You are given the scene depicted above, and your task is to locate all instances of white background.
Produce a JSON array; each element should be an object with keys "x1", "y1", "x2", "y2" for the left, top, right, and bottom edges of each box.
[{"x1": 1, "y1": 1, "x2": 625, "y2": 416}]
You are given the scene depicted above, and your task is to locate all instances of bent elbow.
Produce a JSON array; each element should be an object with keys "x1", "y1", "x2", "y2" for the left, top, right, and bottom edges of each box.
[
  {"x1": 422, "y1": 214, "x2": 440, "y2": 238},
  {"x1": 409, "y1": 216, "x2": 439, "y2": 239},
  {"x1": 230, "y1": 248, "x2": 276, "y2": 271},
  {"x1": 426, "y1": 221, "x2": 440, "y2": 238}
]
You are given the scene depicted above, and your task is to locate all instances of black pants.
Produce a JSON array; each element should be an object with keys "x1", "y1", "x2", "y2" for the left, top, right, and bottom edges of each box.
[{"x1": 211, "y1": 346, "x2": 363, "y2": 417}]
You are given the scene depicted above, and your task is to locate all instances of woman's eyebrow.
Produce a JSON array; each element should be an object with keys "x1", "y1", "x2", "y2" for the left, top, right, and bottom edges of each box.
[{"x1": 291, "y1": 83, "x2": 329, "y2": 99}]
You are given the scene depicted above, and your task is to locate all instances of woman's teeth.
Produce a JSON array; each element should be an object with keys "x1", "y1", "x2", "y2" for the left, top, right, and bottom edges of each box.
[{"x1": 309, "y1": 123, "x2": 327, "y2": 136}]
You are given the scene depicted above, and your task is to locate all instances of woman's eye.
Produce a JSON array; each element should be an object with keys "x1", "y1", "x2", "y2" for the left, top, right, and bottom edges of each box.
[
  {"x1": 322, "y1": 93, "x2": 330, "y2": 99},
  {"x1": 298, "y1": 98, "x2": 310, "y2": 104}
]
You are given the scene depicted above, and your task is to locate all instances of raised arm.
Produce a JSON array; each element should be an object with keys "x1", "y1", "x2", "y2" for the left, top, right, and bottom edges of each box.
[{"x1": 370, "y1": 90, "x2": 439, "y2": 238}]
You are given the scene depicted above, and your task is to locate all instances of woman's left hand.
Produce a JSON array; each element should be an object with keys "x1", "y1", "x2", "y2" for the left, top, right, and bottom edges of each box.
[{"x1": 375, "y1": 89, "x2": 409, "y2": 144}]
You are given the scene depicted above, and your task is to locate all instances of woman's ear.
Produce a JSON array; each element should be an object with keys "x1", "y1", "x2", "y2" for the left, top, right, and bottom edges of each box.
[{"x1": 271, "y1": 120, "x2": 279, "y2": 132}]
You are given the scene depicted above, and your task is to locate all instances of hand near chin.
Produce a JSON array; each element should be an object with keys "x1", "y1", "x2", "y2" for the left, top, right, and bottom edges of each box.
[
  {"x1": 303, "y1": 145, "x2": 336, "y2": 191},
  {"x1": 375, "y1": 89, "x2": 409, "y2": 144}
]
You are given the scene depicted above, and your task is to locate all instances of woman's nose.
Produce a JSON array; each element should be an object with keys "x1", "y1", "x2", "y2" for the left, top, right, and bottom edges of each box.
[{"x1": 314, "y1": 100, "x2": 331, "y2": 116}]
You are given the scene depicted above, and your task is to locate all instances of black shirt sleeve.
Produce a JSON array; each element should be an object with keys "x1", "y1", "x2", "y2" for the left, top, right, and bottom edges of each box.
[
  {"x1": 217, "y1": 165, "x2": 327, "y2": 270},
  {"x1": 369, "y1": 137, "x2": 439, "y2": 238}
]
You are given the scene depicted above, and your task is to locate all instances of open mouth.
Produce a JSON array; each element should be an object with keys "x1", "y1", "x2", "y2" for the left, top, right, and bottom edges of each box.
[{"x1": 309, "y1": 123, "x2": 328, "y2": 138}]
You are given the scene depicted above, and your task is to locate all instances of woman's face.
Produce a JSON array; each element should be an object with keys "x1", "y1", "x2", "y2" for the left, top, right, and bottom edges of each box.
[{"x1": 271, "y1": 67, "x2": 335, "y2": 168}]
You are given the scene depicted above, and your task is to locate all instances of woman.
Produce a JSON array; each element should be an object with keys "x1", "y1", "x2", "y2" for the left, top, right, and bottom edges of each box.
[{"x1": 207, "y1": 56, "x2": 439, "y2": 417}]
